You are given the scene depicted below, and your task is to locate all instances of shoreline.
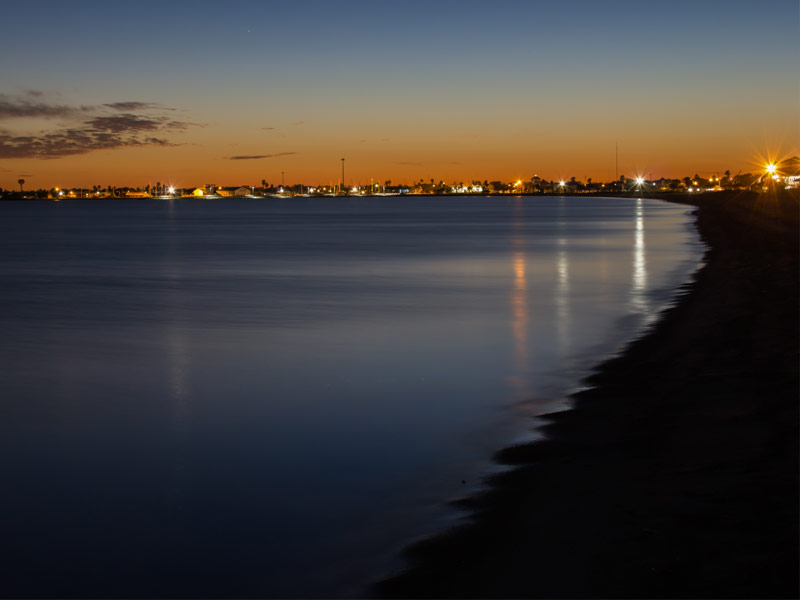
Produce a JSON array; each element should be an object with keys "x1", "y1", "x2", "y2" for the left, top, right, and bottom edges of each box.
[
  {"x1": 375, "y1": 190, "x2": 799, "y2": 598},
  {"x1": 0, "y1": 190, "x2": 777, "y2": 201}
]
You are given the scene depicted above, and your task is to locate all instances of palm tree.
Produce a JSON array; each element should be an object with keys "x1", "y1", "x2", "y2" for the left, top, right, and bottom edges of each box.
[{"x1": 18, "y1": 178, "x2": 25, "y2": 192}]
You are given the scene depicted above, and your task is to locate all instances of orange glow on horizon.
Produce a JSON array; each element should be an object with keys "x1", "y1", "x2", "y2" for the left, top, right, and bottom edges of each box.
[{"x1": 2, "y1": 137, "x2": 797, "y2": 190}]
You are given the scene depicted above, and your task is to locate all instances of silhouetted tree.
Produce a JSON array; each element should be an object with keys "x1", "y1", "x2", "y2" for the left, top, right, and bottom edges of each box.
[{"x1": 732, "y1": 173, "x2": 756, "y2": 189}]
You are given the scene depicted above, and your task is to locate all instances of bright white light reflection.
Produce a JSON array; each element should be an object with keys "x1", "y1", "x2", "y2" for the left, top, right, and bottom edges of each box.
[
  {"x1": 556, "y1": 245, "x2": 570, "y2": 354},
  {"x1": 508, "y1": 199, "x2": 531, "y2": 398},
  {"x1": 555, "y1": 202, "x2": 571, "y2": 355},
  {"x1": 631, "y1": 198, "x2": 649, "y2": 318}
]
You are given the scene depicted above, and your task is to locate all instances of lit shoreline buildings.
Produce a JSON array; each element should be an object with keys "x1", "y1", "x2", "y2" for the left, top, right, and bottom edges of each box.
[{"x1": 4, "y1": 157, "x2": 798, "y2": 200}]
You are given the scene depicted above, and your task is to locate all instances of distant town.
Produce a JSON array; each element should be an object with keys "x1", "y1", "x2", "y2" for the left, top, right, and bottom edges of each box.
[{"x1": 2, "y1": 157, "x2": 798, "y2": 200}]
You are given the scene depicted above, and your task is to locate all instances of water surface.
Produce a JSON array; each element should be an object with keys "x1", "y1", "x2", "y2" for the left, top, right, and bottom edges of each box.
[{"x1": 0, "y1": 196, "x2": 699, "y2": 597}]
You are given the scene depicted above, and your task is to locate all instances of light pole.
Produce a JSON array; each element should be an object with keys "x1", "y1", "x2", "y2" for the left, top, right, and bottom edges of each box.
[{"x1": 341, "y1": 158, "x2": 345, "y2": 195}]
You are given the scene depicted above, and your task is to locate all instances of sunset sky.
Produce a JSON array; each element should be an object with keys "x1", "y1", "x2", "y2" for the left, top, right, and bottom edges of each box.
[{"x1": 1, "y1": 0, "x2": 797, "y2": 189}]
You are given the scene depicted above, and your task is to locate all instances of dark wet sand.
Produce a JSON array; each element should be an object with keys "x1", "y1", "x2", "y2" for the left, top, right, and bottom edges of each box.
[{"x1": 376, "y1": 190, "x2": 799, "y2": 599}]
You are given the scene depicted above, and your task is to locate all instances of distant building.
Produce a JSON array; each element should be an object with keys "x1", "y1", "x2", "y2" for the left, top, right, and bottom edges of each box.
[
  {"x1": 779, "y1": 156, "x2": 799, "y2": 188},
  {"x1": 217, "y1": 186, "x2": 251, "y2": 197},
  {"x1": 782, "y1": 156, "x2": 799, "y2": 189}
]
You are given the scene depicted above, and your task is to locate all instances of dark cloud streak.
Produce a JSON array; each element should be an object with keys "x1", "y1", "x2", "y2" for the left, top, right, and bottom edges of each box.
[
  {"x1": 228, "y1": 152, "x2": 297, "y2": 160},
  {"x1": 103, "y1": 101, "x2": 163, "y2": 111},
  {"x1": 87, "y1": 114, "x2": 192, "y2": 133},
  {"x1": 0, "y1": 128, "x2": 180, "y2": 159},
  {"x1": 0, "y1": 95, "x2": 90, "y2": 120},
  {"x1": 0, "y1": 95, "x2": 171, "y2": 120}
]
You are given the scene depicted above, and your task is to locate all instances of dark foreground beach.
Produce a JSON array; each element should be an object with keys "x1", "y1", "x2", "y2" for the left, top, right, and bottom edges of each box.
[{"x1": 376, "y1": 190, "x2": 799, "y2": 599}]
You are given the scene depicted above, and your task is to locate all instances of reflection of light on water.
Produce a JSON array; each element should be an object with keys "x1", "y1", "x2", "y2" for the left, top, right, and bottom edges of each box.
[
  {"x1": 508, "y1": 200, "x2": 531, "y2": 398},
  {"x1": 511, "y1": 249, "x2": 529, "y2": 368},
  {"x1": 631, "y1": 198, "x2": 650, "y2": 317},
  {"x1": 556, "y1": 244, "x2": 571, "y2": 354},
  {"x1": 554, "y1": 206, "x2": 572, "y2": 355}
]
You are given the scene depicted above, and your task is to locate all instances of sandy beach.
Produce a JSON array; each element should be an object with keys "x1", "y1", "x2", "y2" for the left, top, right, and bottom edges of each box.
[{"x1": 376, "y1": 190, "x2": 799, "y2": 599}]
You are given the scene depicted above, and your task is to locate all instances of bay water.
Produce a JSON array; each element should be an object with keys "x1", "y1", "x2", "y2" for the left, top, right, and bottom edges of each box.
[{"x1": 0, "y1": 196, "x2": 700, "y2": 597}]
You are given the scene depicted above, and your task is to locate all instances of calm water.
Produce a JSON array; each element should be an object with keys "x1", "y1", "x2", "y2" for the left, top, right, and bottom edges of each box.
[{"x1": 0, "y1": 196, "x2": 699, "y2": 597}]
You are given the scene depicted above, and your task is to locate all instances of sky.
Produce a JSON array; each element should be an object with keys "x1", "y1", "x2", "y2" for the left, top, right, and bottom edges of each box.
[{"x1": 0, "y1": 0, "x2": 798, "y2": 188}]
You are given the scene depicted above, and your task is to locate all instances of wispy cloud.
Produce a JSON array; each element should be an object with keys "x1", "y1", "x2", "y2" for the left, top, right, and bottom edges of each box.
[
  {"x1": 0, "y1": 94, "x2": 91, "y2": 120},
  {"x1": 103, "y1": 101, "x2": 165, "y2": 112},
  {"x1": 0, "y1": 129, "x2": 176, "y2": 159},
  {"x1": 0, "y1": 94, "x2": 171, "y2": 120},
  {"x1": 260, "y1": 127, "x2": 275, "y2": 131},
  {"x1": 87, "y1": 114, "x2": 192, "y2": 133},
  {"x1": 0, "y1": 92, "x2": 198, "y2": 159},
  {"x1": 290, "y1": 121, "x2": 304, "y2": 126},
  {"x1": 228, "y1": 152, "x2": 297, "y2": 160}
]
